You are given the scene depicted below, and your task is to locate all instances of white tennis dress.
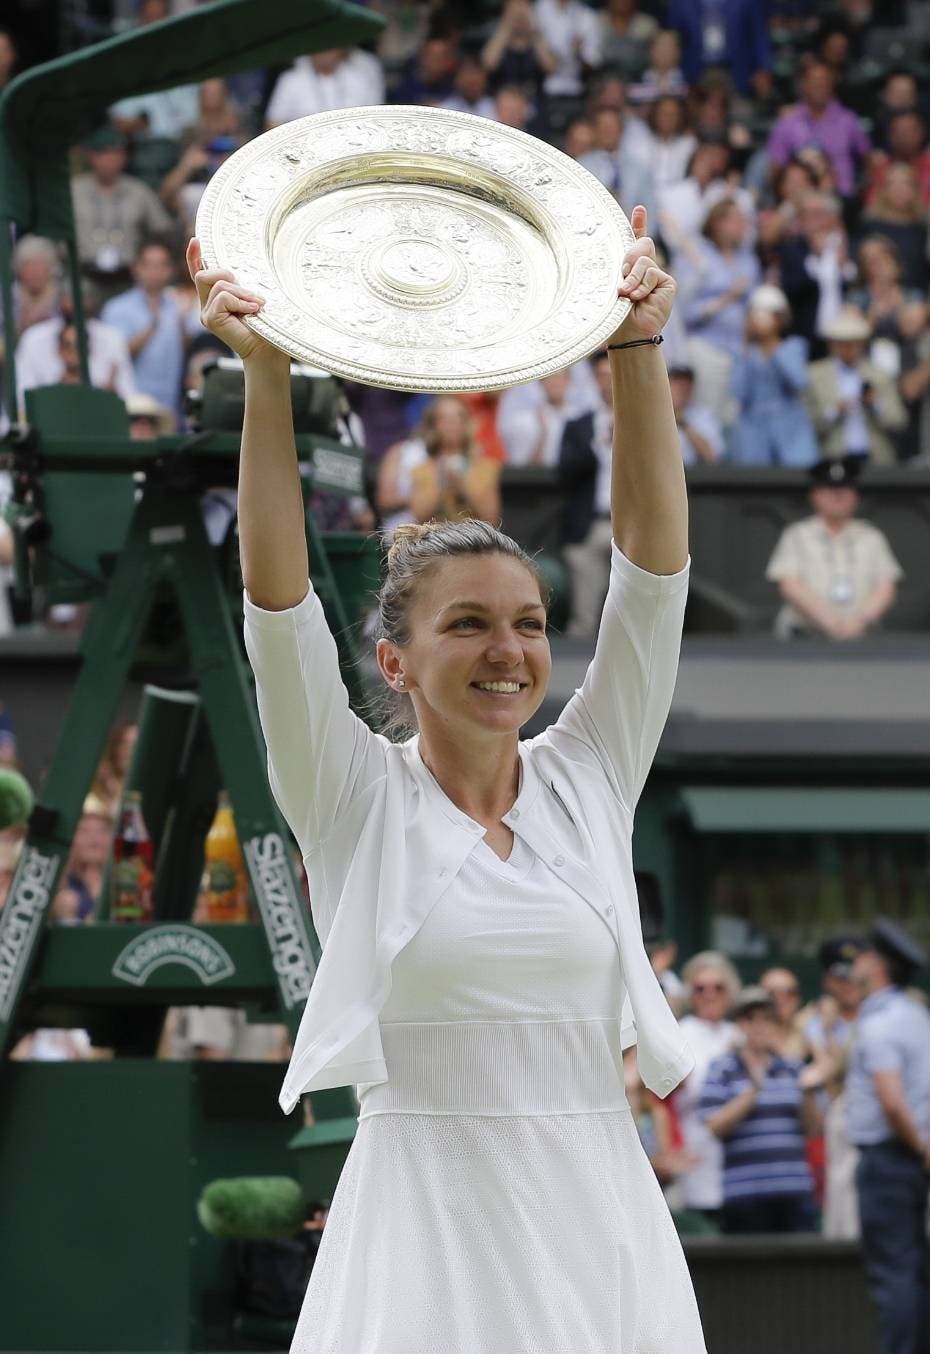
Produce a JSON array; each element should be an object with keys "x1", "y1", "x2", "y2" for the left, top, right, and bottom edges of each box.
[{"x1": 290, "y1": 824, "x2": 707, "y2": 1352}]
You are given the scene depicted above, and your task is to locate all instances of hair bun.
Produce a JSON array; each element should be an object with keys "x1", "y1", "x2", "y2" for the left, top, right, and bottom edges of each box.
[{"x1": 385, "y1": 520, "x2": 444, "y2": 571}]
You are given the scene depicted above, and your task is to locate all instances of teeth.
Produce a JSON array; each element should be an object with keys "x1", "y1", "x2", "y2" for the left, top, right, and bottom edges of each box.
[{"x1": 476, "y1": 682, "x2": 522, "y2": 693}]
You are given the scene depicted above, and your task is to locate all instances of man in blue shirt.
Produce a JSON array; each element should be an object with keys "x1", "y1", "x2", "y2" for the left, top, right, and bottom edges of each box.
[
  {"x1": 846, "y1": 919, "x2": 930, "y2": 1354},
  {"x1": 101, "y1": 237, "x2": 186, "y2": 426}
]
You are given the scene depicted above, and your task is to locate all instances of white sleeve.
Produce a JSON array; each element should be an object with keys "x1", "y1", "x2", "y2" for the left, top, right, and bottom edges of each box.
[
  {"x1": 545, "y1": 542, "x2": 689, "y2": 812},
  {"x1": 243, "y1": 580, "x2": 387, "y2": 856},
  {"x1": 265, "y1": 71, "x2": 297, "y2": 126}
]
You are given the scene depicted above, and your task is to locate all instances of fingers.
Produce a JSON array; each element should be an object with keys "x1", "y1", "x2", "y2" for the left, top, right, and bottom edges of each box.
[
  {"x1": 620, "y1": 235, "x2": 657, "y2": 277},
  {"x1": 204, "y1": 280, "x2": 265, "y2": 319},
  {"x1": 619, "y1": 254, "x2": 663, "y2": 300},
  {"x1": 630, "y1": 204, "x2": 648, "y2": 239}
]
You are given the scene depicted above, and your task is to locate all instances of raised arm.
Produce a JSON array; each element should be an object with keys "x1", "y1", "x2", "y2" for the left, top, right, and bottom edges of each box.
[
  {"x1": 186, "y1": 238, "x2": 308, "y2": 610},
  {"x1": 608, "y1": 206, "x2": 688, "y2": 575}
]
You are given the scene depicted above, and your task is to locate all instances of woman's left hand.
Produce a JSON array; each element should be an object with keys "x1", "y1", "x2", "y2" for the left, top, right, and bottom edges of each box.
[{"x1": 609, "y1": 205, "x2": 677, "y2": 343}]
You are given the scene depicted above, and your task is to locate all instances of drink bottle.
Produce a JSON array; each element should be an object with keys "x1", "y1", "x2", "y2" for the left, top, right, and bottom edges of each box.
[
  {"x1": 202, "y1": 791, "x2": 250, "y2": 923},
  {"x1": 111, "y1": 790, "x2": 155, "y2": 923}
]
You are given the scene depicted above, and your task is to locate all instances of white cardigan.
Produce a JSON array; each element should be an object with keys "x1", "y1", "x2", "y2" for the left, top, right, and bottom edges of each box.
[{"x1": 243, "y1": 540, "x2": 694, "y2": 1114}]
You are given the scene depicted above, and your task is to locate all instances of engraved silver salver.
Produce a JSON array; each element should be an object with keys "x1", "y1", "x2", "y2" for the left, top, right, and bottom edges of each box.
[{"x1": 195, "y1": 105, "x2": 635, "y2": 393}]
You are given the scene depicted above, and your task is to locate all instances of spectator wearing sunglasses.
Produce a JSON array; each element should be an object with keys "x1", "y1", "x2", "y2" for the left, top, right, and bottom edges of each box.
[{"x1": 676, "y1": 951, "x2": 741, "y2": 1224}]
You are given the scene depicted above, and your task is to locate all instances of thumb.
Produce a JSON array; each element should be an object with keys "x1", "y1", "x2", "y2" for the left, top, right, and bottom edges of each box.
[{"x1": 630, "y1": 205, "x2": 648, "y2": 239}]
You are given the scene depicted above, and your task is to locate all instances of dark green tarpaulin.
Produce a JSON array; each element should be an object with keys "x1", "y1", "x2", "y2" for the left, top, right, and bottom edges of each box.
[{"x1": 0, "y1": 0, "x2": 384, "y2": 238}]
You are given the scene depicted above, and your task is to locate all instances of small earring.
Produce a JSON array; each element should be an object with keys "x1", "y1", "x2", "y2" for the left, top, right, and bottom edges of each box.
[{"x1": 397, "y1": 678, "x2": 406, "y2": 689}]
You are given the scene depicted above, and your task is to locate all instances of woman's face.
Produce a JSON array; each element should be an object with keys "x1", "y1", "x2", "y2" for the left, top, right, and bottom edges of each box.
[
  {"x1": 779, "y1": 163, "x2": 814, "y2": 204},
  {"x1": 709, "y1": 205, "x2": 745, "y2": 250},
  {"x1": 859, "y1": 239, "x2": 898, "y2": 285},
  {"x1": 739, "y1": 1009, "x2": 777, "y2": 1054},
  {"x1": 761, "y1": 969, "x2": 801, "y2": 1024},
  {"x1": 884, "y1": 165, "x2": 919, "y2": 215},
  {"x1": 379, "y1": 553, "x2": 551, "y2": 741},
  {"x1": 690, "y1": 967, "x2": 731, "y2": 1023},
  {"x1": 653, "y1": 96, "x2": 683, "y2": 138},
  {"x1": 432, "y1": 397, "x2": 469, "y2": 450}
]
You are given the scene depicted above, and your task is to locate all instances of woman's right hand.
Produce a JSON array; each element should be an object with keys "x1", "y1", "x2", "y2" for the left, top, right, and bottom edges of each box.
[{"x1": 186, "y1": 237, "x2": 283, "y2": 365}]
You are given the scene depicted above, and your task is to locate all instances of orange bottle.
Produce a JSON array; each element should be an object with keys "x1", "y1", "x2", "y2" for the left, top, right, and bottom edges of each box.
[{"x1": 201, "y1": 791, "x2": 250, "y2": 923}]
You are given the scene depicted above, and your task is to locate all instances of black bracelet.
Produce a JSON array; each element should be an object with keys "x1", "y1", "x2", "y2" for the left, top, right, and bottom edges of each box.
[{"x1": 607, "y1": 335, "x2": 664, "y2": 350}]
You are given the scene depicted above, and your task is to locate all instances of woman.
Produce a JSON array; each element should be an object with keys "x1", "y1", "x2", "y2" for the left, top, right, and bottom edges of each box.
[
  {"x1": 186, "y1": 205, "x2": 707, "y2": 1352},
  {"x1": 847, "y1": 234, "x2": 928, "y2": 370},
  {"x1": 375, "y1": 395, "x2": 501, "y2": 539},
  {"x1": 641, "y1": 95, "x2": 697, "y2": 191},
  {"x1": 676, "y1": 950, "x2": 740, "y2": 1222},
  {"x1": 676, "y1": 198, "x2": 761, "y2": 362},
  {"x1": 728, "y1": 285, "x2": 819, "y2": 467},
  {"x1": 859, "y1": 163, "x2": 929, "y2": 292},
  {"x1": 760, "y1": 965, "x2": 809, "y2": 1060},
  {"x1": 700, "y1": 987, "x2": 820, "y2": 1233}
]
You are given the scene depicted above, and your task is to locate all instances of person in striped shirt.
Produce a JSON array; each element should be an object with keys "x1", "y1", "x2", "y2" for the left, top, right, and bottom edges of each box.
[{"x1": 699, "y1": 985, "x2": 822, "y2": 1233}]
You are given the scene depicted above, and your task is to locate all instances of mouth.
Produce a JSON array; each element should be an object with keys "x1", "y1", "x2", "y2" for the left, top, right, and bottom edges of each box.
[{"x1": 470, "y1": 681, "x2": 529, "y2": 697}]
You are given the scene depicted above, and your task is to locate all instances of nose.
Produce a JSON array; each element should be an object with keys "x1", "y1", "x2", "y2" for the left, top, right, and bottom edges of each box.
[{"x1": 485, "y1": 625, "x2": 524, "y2": 666}]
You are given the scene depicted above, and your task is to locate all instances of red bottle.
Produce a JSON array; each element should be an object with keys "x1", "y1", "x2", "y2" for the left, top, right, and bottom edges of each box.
[{"x1": 111, "y1": 790, "x2": 155, "y2": 923}]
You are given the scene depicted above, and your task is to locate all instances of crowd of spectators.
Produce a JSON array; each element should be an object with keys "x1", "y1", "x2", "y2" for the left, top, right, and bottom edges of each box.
[
  {"x1": 2, "y1": 1, "x2": 929, "y2": 637},
  {"x1": 626, "y1": 927, "x2": 930, "y2": 1244}
]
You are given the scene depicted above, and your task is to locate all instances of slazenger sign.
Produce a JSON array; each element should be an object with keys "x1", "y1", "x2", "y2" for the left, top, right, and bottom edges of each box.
[
  {"x1": 0, "y1": 846, "x2": 61, "y2": 1021},
  {"x1": 243, "y1": 832, "x2": 314, "y2": 1008},
  {"x1": 112, "y1": 925, "x2": 236, "y2": 987}
]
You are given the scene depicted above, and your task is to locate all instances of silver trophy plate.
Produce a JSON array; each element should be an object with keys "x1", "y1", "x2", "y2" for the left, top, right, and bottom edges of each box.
[{"x1": 196, "y1": 105, "x2": 634, "y2": 392}]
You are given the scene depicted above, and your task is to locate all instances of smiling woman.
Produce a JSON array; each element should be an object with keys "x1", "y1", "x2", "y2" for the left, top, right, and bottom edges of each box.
[{"x1": 189, "y1": 205, "x2": 706, "y2": 1354}]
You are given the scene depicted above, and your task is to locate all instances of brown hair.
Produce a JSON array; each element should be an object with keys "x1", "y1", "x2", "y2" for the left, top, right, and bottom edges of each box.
[
  {"x1": 371, "y1": 518, "x2": 551, "y2": 741},
  {"x1": 702, "y1": 196, "x2": 740, "y2": 244},
  {"x1": 419, "y1": 394, "x2": 478, "y2": 460}
]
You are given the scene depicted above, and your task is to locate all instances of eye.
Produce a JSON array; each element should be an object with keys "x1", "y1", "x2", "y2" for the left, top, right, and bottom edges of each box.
[
  {"x1": 452, "y1": 616, "x2": 481, "y2": 629},
  {"x1": 521, "y1": 618, "x2": 545, "y2": 630}
]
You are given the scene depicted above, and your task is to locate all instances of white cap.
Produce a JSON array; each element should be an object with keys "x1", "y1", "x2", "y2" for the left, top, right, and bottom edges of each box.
[{"x1": 748, "y1": 284, "x2": 789, "y2": 314}]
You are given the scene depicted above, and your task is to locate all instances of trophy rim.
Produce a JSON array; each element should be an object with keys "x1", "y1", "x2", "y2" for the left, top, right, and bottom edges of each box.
[{"x1": 196, "y1": 104, "x2": 635, "y2": 393}]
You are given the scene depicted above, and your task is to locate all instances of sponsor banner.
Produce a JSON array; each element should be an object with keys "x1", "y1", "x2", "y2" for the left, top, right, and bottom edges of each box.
[
  {"x1": 0, "y1": 847, "x2": 61, "y2": 1022},
  {"x1": 112, "y1": 925, "x2": 236, "y2": 987},
  {"x1": 243, "y1": 832, "x2": 315, "y2": 1009}
]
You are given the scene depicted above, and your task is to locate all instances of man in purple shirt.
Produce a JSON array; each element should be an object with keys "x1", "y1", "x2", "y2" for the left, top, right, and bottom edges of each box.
[{"x1": 767, "y1": 59, "x2": 870, "y2": 197}]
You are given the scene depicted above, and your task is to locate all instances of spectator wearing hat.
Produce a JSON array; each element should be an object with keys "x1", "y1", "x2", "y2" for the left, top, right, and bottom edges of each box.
[
  {"x1": 126, "y1": 392, "x2": 175, "y2": 440},
  {"x1": 668, "y1": 365, "x2": 723, "y2": 464},
  {"x1": 700, "y1": 987, "x2": 820, "y2": 1234},
  {"x1": 71, "y1": 125, "x2": 174, "y2": 303},
  {"x1": 765, "y1": 456, "x2": 903, "y2": 640},
  {"x1": 728, "y1": 285, "x2": 819, "y2": 467},
  {"x1": 805, "y1": 935, "x2": 867, "y2": 1058},
  {"x1": 804, "y1": 306, "x2": 907, "y2": 466},
  {"x1": 846, "y1": 920, "x2": 930, "y2": 1354}
]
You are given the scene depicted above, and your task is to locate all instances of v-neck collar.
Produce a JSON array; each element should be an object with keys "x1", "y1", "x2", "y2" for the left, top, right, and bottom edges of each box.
[{"x1": 406, "y1": 733, "x2": 540, "y2": 832}]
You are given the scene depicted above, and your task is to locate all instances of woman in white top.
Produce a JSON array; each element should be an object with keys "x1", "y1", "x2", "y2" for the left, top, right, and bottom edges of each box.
[
  {"x1": 185, "y1": 205, "x2": 706, "y2": 1353},
  {"x1": 677, "y1": 951, "x2": 741, "y2": 1216}
]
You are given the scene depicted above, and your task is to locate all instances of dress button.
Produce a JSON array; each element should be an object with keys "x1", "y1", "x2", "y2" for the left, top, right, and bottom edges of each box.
[
  {"x1": 605, "y1": 905, "x2": 614, "y2": 915},
  {"x1": 553, "y1": 854, "x2": 565, "y2": 866},
  {"x1": 438, "y1": 867, "x2": 447, "y2": 878},
  {"x1": 510, "y1": 808, "x2": 520, "y2": 820}
]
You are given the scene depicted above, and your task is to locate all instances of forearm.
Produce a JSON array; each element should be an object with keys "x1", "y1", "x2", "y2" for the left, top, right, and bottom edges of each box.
[
  {"x1": 779, "y1": 577, "x2": 839, "y2": 633},
  {"x1": 885, "y1": 1100, "x2": 927, "y2": 1154},
  {"x1": 801, "y1": 1089, "x2": 823, "y2": 1136},
  {"x1": 239, "y1": 352, "x2": 308, "y2": 610},
  {"x1": 609, "y1": 345, "x2": 688, "y2": 573},
  {"x1": 128, "y1": 324, "x2": 158, "y2": 357},
  {"x1": 706, "y1": 1087, "x2": 759, "y2": 1138},
  {"x1": 858, "y1": 579, "x2": 895, "y2": 626}
]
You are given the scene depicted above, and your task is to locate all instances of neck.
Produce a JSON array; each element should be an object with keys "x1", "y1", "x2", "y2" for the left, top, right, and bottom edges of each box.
[
  {"x1": 822, "y1": 517, "x2": 850, "y2": 535},
  {"x1": 418, "y1": 729, "x2": 521, "y2": 823}
]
